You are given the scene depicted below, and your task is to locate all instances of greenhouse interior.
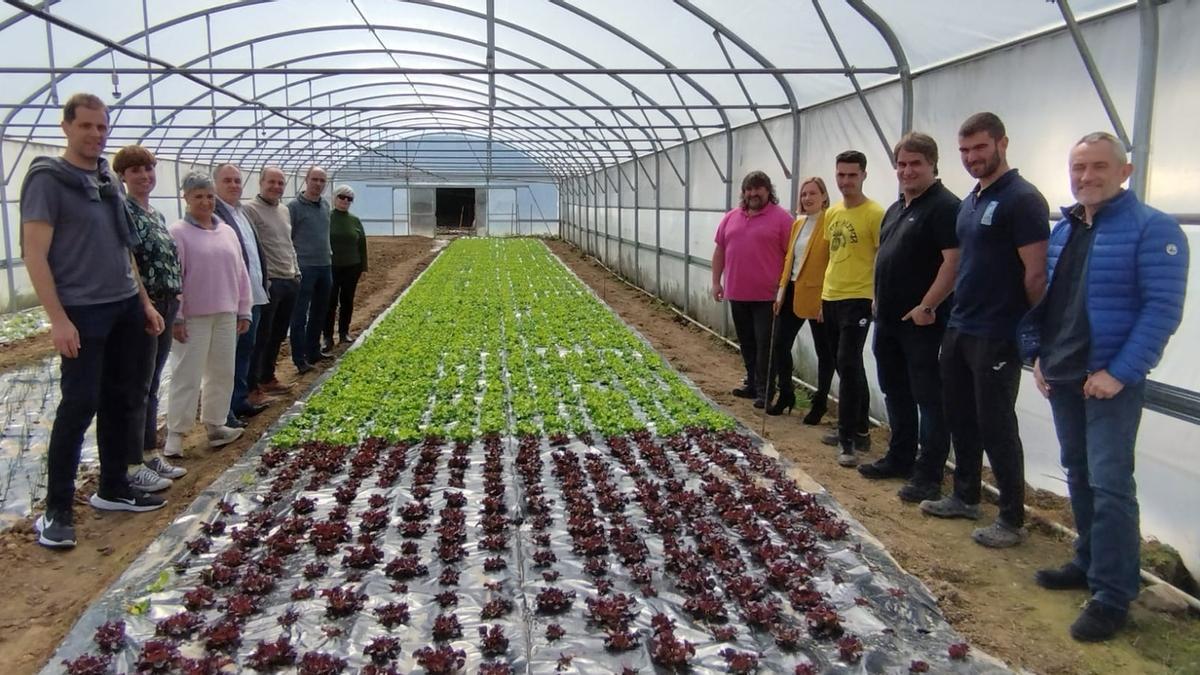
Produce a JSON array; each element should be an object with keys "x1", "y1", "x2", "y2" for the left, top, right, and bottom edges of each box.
[{"x1": 0, "y1": 0, "x2": 1197, "y2": 673}]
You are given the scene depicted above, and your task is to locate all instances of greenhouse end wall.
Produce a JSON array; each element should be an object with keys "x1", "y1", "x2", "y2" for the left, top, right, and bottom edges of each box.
[{"x1": 562, "y1": 2, "x2": 1200, "y2": 582}]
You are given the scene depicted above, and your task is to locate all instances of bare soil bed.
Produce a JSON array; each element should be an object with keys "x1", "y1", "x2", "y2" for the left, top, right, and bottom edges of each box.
[
  {"x1": 545, "y1": 239, "x2": 1199, "y2": 675},
  {"x1": 0, "y1": 236, "x2": 439, "y2": 674}
]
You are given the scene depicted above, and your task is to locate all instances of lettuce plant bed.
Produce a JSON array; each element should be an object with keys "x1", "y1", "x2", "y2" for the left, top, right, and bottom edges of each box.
[{"x1": 46, "y1": 239, "x2": 1007, "y2": 674}]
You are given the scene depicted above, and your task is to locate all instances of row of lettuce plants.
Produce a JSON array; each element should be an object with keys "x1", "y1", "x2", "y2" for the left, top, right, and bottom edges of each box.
[{"x1": 274, "y1": 238, "x2": 731, "y2": 446}]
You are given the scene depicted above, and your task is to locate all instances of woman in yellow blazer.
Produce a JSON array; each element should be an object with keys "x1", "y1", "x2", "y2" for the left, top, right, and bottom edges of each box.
[{"x1": 769, "y1": 177, "x2": 836, "y2": 421}]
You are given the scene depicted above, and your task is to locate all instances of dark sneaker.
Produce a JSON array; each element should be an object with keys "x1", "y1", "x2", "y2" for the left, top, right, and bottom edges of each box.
[
  {"x1": 897, "y1": 480, "x2": 941, "y2": 504},
  {"x1": 233, "y1": 401, "x2": 269, "y2": 418},
  {"x1": 34, "y1": 510, "x2": 76, "y2": 548},
  {"x1": 836, "y1": 445, "x2": 858, "y2": 468},
  {"x1": 919, "y1": 495, "x2": 981, "y2": 520},
  {"x1": 972, "y1": 520, "x2": 1027, "y2": 548},
  {"x1": 821, "y1": 431, "x2": 840, "y2": 447},
  {"x1": 339, "y1": 333, "x2": 354, "y2": 344},
  {"x1": 296, "y1": 362, "x2": 315, "y2": 375},
  {"x1": 858, "y1": 457, "x2": 912, "y2": 480},
  {"x1": 731, "y1": 385, "x2": 757, "y2": 399},
  {"x1": 1070, "y1": 601, "x2": 1127, "y2": 642},
  {"x1": 1036, "y1": 562, "x2": 1090, "y2": 591},
  {"x1": 90, "y1": 488, "x2": 166, "y2": 513}
]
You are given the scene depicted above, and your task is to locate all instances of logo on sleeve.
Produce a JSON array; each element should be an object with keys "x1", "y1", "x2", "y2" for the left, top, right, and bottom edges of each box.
[{"x1": 1166, "y1": 243, "x2": 1179, "y2": 256}]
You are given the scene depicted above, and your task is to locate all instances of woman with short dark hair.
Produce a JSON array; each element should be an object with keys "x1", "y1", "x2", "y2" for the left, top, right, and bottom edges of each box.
[{"x1": 113, "y1": 144, "x2": 186, "y2": 491}]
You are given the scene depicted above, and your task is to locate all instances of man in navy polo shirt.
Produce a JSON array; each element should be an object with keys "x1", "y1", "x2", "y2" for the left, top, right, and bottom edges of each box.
[
  {"x1": 857, "y1": 132, "x2": 960, "y2": 504},
  {"x1": 920, "y1": 112, "x2": 1049, "y2": 549}
]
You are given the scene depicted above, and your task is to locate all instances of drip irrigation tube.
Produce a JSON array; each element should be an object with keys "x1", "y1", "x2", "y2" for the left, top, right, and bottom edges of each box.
[{"x1": 571, "y1": 242, "x2": 1200, "y2": 614}]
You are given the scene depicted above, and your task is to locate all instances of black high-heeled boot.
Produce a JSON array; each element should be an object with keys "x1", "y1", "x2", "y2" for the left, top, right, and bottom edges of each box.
[
  {"x1": 803, "y1": 396, "x2": 827, "y2": 425},
  {"x1": 767, "y1": 391, "x2": 796, "y2": 416}
]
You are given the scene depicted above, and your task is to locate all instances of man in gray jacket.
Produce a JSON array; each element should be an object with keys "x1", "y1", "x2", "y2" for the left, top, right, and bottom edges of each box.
[{"x1": 287, "y1": 166, "x2": 333, "y2": 372}]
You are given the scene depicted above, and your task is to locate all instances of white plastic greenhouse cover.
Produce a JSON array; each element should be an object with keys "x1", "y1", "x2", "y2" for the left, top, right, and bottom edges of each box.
[{"x1": 0, "y1": 0, "x2": 1130, "y2": 177}]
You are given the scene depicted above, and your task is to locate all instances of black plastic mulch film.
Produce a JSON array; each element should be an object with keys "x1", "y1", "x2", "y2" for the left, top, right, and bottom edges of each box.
[{"x1": 45, "y1": 245, "x2": 1010, "y2": 675}]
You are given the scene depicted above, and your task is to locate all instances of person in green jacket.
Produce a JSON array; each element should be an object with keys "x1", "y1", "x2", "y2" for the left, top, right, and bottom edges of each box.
[{"x1": 324, "y1": 185, "x2": 368, "y2": 349}]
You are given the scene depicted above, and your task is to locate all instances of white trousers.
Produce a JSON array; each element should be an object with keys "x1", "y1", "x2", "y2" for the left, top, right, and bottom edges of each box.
[{"x1": 167, "y1": 312, "x2": 237, "y2": 433}]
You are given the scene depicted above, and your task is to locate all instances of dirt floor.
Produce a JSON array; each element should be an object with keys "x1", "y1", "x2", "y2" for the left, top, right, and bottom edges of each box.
[
  {"x1": 544, "y1": 239, "x2": 1200, "y2": 675},
  {"x1": 0, "y1": 236, "x2": 440, "y2": 674}
]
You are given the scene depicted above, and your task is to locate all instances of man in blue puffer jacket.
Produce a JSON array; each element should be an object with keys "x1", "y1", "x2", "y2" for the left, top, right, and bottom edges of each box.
[{"x1": 1019, "y1": 131, "x2": 1189, "y2": 643}]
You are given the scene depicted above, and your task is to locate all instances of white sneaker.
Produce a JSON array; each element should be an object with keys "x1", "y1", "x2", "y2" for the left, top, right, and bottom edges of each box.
[
  {"x1": 129, "y1": 465, "x2": 172, "y2": 493},
  {"x1": 164, "y1": 432, "x2": 184, "y2": 458},
  {"x1": 145, "y1": 455, "x2": 187, "y2": 479},
  {"x1": 205, "y1": 424, "x2": 244, "y2": 448}
]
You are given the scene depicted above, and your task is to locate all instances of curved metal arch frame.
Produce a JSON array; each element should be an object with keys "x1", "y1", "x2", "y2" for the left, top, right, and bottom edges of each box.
[
  {"x1": 117, "y1": 23, "x2": 670, "y2": 186},
  {"x1": 248, "y1": 94, "x2": 596, "y2": 179},
  {"x1": 183, "y1": 71, "x2": 606, "y2": 178},
  {"x1": 4, "y1": 0, "x2": 711, "y2": 184}
]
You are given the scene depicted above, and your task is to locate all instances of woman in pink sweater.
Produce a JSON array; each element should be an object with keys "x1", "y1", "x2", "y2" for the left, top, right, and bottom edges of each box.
[{"x1": 164, "y1": 171, "x2": 252, "y2": 456}]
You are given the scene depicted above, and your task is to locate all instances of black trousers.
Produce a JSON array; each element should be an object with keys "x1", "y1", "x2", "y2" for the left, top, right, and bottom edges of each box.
[
  {"x1": 252, "y1": 277, "x2": 298, "y2": 387},
  {"x1": 325, "y1": 263, "x2": 364, "y2": 342},
  {"x1": 47, "y1": 295, "x2": 144, "y2": 512},
  {"x1": 771, "y1": 283, "x2": 834, "y2": 404},
  {"x1": 729, "y1": 300, "x2": 774, "y2": 398},
  {"x1": 133, "y1": 296, "x2": 178, "y2": 459},
  {"x1": 940, "y1": 328, "x2": 1026, "y2": 527},
  {"x1": 823, "y1": 298, "x2": 872, "y2": 441},
  {"x1": 873, "y1": 318, "x2": 949, "y2": 483}
]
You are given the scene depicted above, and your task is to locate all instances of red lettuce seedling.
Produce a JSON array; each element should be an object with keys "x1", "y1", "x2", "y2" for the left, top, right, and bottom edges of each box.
[
  {"x1": 604, "y1": 629, "x2": 640, "y2": 652},
  {"x1": 303, "y1": 561, "x2": 329, "y2": 580},
  {"x1": 536, "y1": 587, "x2": 576, "y2": 614},
  {"x1": 182, "y1": 586, "x2": 216, "y2": 611},
  {"x1": 719, "y1": 649, "x2": 760, "y2": 674},
  {"x1": 383, "y1": 555, "x2": 428, "y2": 580},
  {"x1": 837, "y1": 635, "x2": 863, "y2": 663},
  {"x1": 291, "y1": 585, "x2": 316, "y2": 600},
  {"x1": 439, "y1": 568, "x2": 461, "y2": 586},
  {"x1": 909, "y1": 661, "x2": 931, "y2": 673},
  {"x1": 62, "y1": 654, "x2": 111, "y2": 675},
  {"x1": 203, "y1": 618, "x2": 243, "y2": 651},
  {"x1": 481, "y1": 597, "x2": 513, "y2": 620},
  {"x1": 436, "y1": 591, "x2": 459, "y2": 608},
  {"x1": 805, "y1": 604, "x2": 843, "y2": 639},
  {"x1": 545, "y1": 624, "x2": 566, "y2": 641},
  {"x1": 414, "y1": 645, "x2": 466, "y2": 675},
  {"x1": 432, "y1": 613, "x2": 463, "y2": 641},
  {"x1": 239, "y1": 570, "x2": 277, "y2": 596},
  {"x1": 135, "y1": 639, "x2": 180, "y2": 673},
  {"x1": 223, "y1": 593, "x2": 260, "y2": 621},
  {"x1": 92, "y1": 619, "x2": 125, "y2": 653},
  {"x1": 585, "y1": 593, "x2": 638, "y2": 631},
  {"x1": 683, "y1": 592, "x2": 727, "y2": 622},
  {"x1": 649, "y1": 633, "x2": 694, "y2": 670},
  {"x1": 375, "y1": 601, "x2": 411, "y2": 628},
  {"x1": 949, "y1": 642, "x2": 970, "y2": 660},
  {"x1": 278, "y1": 608, "x2": 300, "y2": 627},
  {"x1": 155, "y1": 611, "x2": 203, "y2": 639},
  {"x1": 363, "y1": 635, "x2": 401, "y2": 664},
  {"x1": 297, "y1": 651, "x2": 347, "y2": 675},
  {"x1": 246, "y1": 637, "x2": 297, "y2": 670},
  {"x1": 478, "y1": 625, "x2": 509, "y2": 656},
  {"x1": 178, "y1": 654, "x2": 233, "y2": 675},
  {"x1": 322, "y1": 586, "x2": 367, "y2": 618}
]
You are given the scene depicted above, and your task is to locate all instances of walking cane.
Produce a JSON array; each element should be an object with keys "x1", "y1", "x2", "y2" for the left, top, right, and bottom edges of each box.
[{"x1": 759, "y1": 311, "x2": 779, "y2": 437}]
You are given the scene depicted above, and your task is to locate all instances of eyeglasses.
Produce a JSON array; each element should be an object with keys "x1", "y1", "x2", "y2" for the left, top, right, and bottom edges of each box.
[{"x1": 338, "y1": 195, "x2": 354, "y2": 202}]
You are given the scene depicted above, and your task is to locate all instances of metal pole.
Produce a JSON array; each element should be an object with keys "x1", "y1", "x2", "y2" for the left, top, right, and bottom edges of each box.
[
  {"x1": 1130, "y1": 0, "x2": 1159, "y2": 199},
  {"x1": 847, "y1": 0, "x2": 912, "y2": 136},
  {"x1": 0, "y1": 148, "x2": 18, "y2": 312},
  {"x1": 1055, "y1": 0, "x2": 1133, "y2": 149}
]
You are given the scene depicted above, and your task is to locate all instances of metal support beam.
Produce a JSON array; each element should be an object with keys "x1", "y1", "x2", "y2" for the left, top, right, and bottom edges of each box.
[
  {"x1": 712, "y1": 30, "x2": 790, "y2": 179},
  {"x1": 847, "y1": 0, "x2": 912, "y2": 135},
  {"x1": 0, "y1": 65, "x2": 899, "y2": 76},
  {"x1": 1130, "y1": 0, "x2": 1159, "y2": 199},
  {"x1": 812, "y1": 0, "x2": 895, "y2": 166},
  {"x1": 1056, "y1": 0, "x2": 1133, "y2": 150}
]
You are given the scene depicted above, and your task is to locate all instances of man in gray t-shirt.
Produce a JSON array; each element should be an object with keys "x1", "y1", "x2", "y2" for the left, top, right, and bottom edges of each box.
[{"x1": 20, "y1": 93, "x2": 167, "y2": 549}]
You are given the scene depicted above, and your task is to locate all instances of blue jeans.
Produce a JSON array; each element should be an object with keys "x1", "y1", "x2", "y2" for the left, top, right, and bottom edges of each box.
[
  {"x1": 228, "y1": 305, "x2": 262, "y2": 419},
  {"x1": 1048, "y1": 379, "x2": 1145, "y2": 611},
  {"x1": 290, "y1": 265, "x2": 332, "y2": 367}
]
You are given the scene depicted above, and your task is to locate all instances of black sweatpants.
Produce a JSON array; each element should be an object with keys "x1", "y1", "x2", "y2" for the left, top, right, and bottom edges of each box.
[
  {"x1": 823, "y1": 298, "x2": 872, "y2": 442},
  {"x1": 729, "y1": 300, "x2": 773, "y2": 398},
  {"x1": 940, "y1": 328, "x2": 1026, "y2": 527}
]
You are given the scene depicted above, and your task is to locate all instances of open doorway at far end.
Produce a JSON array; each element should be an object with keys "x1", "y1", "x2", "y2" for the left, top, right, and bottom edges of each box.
[{"x1": 435, "y1": 187, "x2": 476, "y2": 231}]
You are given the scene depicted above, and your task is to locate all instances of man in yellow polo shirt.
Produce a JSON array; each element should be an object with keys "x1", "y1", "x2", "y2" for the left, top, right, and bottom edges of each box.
[{"x1": 822, "y1": 150, "x2": 884, "y2": 467}]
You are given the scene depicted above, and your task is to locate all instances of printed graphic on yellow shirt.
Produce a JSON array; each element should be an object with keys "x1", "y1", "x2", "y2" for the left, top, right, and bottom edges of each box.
[{"x1": 827, "y1": 216, "x2": 860, "y2": 264}]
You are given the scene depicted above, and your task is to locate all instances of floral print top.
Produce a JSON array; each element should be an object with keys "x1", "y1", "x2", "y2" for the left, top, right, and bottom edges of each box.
[{"x1": 125, "y1": 197, "x2": 182, "y2": 300}]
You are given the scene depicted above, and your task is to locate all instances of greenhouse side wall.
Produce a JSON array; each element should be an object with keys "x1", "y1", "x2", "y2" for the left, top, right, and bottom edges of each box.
[
  {"x1": 561, "y1": 2, "x2": 1200, "y2": 581},
  {"x1": 0, "y1": 137, "x2": 298, "y2": 312}
]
